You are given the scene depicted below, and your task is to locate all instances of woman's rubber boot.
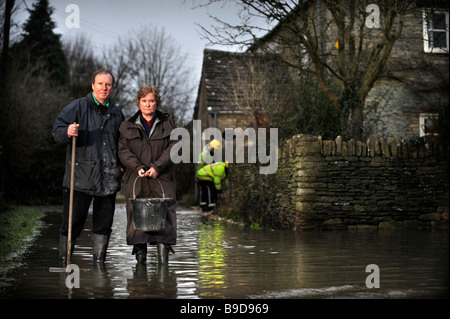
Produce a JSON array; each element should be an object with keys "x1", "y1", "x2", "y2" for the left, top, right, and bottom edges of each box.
[
  {"x1": 92, "y1": 233, "x2": 110, "y2": 264},
  {"x1": 157, "y1": 243, "x2": 174, "y2": 264},
  {"x1": 132, "y1": 244, "x2": 147, "y2": 264},
  {"x1": 59, "y1": 235, "x2": 75, "y2": 266}
]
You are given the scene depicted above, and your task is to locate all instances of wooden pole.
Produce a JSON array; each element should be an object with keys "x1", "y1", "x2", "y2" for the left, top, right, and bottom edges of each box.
[{"x1": 67, "y1": 123, "x2": 76, "y2": 267}]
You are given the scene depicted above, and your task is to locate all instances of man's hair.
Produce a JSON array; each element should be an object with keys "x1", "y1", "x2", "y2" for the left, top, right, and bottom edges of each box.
[{"x1": 91, "y1": 68, "x2": 115, "y2": 86}]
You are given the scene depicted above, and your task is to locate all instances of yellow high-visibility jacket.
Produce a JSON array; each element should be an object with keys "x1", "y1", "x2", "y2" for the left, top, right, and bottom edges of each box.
[
  {"x1": 197, "y1": 147, "x2": 213, "y2": 171},
  {"x1": 196, "y1": 162, "x2": 228, "y2": 191}
]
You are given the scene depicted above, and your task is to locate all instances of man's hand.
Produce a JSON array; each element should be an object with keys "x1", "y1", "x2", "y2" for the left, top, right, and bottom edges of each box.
[{"x1": 67, "y1": 123, "x2": 79, "y2": 138}]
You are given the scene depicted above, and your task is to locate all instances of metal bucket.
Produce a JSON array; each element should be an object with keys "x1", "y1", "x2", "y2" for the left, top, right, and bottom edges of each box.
[{"x1": 130, "y1": 176, "x2": 171, "y2": 232}]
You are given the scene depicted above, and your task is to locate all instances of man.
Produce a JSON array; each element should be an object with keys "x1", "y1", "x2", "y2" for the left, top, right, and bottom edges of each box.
[
  {"x1": 196, "y1": 139, "x2": 221, "y2": 210},
  {"x1": 52, "y1": 69, "x2": 124, "y2": 265},
  {"x1": 196, "y1": 161, "x2": 228, "y2": 211},
  {"x1": 197, "y1": 139, "x2": 221, "y2": 171}
]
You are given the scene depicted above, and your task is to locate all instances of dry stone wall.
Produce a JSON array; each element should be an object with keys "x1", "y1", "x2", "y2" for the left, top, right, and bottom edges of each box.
[{"x1": 221, "y1": 135, "x2": 449, "y2": 231}]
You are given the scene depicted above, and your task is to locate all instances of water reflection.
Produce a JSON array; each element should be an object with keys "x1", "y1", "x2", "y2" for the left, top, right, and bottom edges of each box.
[
  {"x1": 126, "y1": 264, "x2": 176, "y2": 299},
  {"x1": 0, "y1": 204, "x2": 447, "y2": 299},
  {"x1": 197, "y1": 220, "x2": 227, "y2": 297}
]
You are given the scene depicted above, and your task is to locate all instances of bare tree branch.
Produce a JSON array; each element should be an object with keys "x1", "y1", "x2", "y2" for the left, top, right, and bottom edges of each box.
[
  {"x1": 194, "y1": 0, "x2": 419, "y2": 139},
  {"x1": 104, "y1": 25, "x2": 196, "y2": 125}
]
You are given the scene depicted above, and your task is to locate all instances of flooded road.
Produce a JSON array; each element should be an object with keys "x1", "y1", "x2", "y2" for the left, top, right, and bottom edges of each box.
[{"x1": 0, "y1": 204, "x2": 448, "y2": 299}]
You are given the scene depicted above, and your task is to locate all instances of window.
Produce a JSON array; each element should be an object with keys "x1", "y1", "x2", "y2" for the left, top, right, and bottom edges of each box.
[
  {"x1": 423, "y1": 9, "x2": 449, "y2": 53},
  {"x1": 419, "y1": 113, "x2": 439, "y2": 137}
]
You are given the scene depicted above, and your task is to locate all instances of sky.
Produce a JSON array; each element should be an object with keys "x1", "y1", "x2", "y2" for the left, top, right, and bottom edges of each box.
[{"x1": 13, "y1": 0, "x2": 261, "y2": 90}]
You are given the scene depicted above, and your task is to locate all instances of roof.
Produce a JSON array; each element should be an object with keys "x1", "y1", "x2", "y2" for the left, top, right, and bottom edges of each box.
[{"x1": 194, "y1": 49, "x2": 285, "y2": 118}]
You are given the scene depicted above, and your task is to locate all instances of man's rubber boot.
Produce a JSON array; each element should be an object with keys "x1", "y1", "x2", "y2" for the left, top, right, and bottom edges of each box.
[
  {"x1": 92, "y1": 233, "x2": 110, "y2": 264},
  {"x1": 59, "y1": 234, "x2": 75, "y2": 266}
]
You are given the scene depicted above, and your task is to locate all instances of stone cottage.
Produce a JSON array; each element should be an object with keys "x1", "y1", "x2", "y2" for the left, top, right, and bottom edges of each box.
[
  {"x1": 193, "y1": 49, "x2": 286, "y2": 133},
  {"x1": 246, "y1": 1, "x2": 449, "y2": 140},
  {"x1": 189, "y1": 2, "x2": 449, "y2": 229},
  {"x1": 194, "y1": 1, "x2": 448, "y2": 141}
]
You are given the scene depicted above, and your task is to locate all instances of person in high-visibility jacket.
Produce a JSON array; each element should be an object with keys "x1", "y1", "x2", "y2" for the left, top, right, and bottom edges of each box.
[
  {"x1": 196, "y1": 161, "x2": 228, "y2": 211},
  {"x1": 197, "y1": 139, "x2": 221, "y2": 171}
]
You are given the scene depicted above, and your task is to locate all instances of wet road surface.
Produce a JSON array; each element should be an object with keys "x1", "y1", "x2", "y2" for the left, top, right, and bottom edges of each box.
[{"x1": 0, "y1": 204, "x2": 448, "y2": 299}]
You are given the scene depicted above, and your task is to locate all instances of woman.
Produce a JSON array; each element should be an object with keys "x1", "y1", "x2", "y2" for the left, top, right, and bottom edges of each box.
[{"x1": 118, "y1": 84, "x2": 177, "y2": 264}]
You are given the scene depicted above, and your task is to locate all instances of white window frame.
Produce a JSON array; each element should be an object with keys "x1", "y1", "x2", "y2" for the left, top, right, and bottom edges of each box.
[
  {"x1": 423, "y1": 9, "x2": 449, "y2": 53},
  {"x1": 419, "y1": 113, "x2": 439, "y2": 137}
]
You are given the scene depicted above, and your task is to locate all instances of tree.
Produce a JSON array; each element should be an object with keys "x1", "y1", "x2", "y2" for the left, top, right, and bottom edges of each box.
[
  {"x1": 1, "y1": 0, "x2": 15, "y2": 77},
  {"x1": 221, "y1": 52, "x2": 341, "y2": 138},
  {"x1": 222, "y1": 54, "x2": 285, "y2": 128},
  {"x1": 0, "y1": 51, "x2": 70, "y2": 204},
  {"x1": 104, "y1": 25, "x2": 196, "y2": 126},
  {"x1": 196, "y1": 0, "x2": 420, "y2": 140},
  {"x1": 63, "y1": 34, "x2": 101, "y2": 98},
  {"x1": 11, "y1": 0, "x2": 68, "y2": 84},
  {"x1": 1, "y1": 0, "x2": 70, "y2": 204}
]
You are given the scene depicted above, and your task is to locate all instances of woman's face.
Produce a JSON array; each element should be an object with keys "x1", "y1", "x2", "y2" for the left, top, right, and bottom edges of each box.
[{"x1": 139, "y1": 92, "x2": 157, "y2": 118}]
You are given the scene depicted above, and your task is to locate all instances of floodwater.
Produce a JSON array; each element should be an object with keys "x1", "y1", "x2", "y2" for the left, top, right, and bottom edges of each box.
[{"x1": 0, "y1": 204, "x2": 448, "y2": 299}]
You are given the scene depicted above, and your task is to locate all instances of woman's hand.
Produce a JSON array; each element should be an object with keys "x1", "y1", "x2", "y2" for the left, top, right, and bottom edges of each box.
[
  {"x1": 138, "y1": 167, "x2": 158, "y2": 178},
  {"x1": 138, "y1": 168, "x2": 147, "y2": 177},
  {"x1": 146, "y1": 167, "x2": 158, "y2": 179}
]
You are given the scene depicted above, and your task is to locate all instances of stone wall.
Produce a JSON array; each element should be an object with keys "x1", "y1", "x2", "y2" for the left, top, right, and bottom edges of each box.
[{"x1": 219, "y1": 134, "x2": 449, "y2": 231}]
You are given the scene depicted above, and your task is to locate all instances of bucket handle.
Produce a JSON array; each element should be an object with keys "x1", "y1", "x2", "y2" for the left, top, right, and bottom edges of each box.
[{"x1": 132, "y1": 175, "x2": 166, "y2": 199}]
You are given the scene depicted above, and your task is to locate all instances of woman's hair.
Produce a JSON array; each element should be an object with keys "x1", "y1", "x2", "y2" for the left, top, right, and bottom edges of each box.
[{"x1": 135, "y1": 84, "x2": 161, "y2": 107}]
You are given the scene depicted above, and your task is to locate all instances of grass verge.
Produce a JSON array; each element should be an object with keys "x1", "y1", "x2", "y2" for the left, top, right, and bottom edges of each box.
[{"x1": 0, "y1": 206, "x2": 45, "y2": 262}]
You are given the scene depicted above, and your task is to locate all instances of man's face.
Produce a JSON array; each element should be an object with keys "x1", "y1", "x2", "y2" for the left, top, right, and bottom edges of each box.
[{"x1": 92, "y1": 73, "x2": 113, "y2": 104}]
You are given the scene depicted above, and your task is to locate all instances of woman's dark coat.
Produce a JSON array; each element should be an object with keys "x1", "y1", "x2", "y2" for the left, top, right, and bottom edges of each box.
[{"x1": 118, "y1": 110, "x2": 177, "y2": 246}]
